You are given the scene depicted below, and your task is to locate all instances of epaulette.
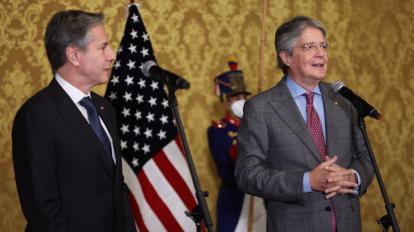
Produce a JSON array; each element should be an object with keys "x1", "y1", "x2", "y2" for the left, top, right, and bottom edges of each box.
[{"x1": 211, "y1": 120, "x2": 227, "y2": 129}]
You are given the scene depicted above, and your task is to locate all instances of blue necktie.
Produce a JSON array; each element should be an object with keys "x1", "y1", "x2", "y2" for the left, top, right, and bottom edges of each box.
[{"x1": 79, "y1": 97, "x2": 113, "y2": 163}]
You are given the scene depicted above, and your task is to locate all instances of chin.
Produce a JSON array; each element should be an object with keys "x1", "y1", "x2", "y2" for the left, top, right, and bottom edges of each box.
[
  {"x1": 312, "y1": 70, "x2": 327, "y2": 80},
  {"x1": 317, "y1": 73, "x2": 326, "y2": 79},
  {"x1": 103, "y1": 73, "x2": 111, "y2": 82},
  {"x1": 97, "y1": 77, "x2": 110, "y2": 85}
]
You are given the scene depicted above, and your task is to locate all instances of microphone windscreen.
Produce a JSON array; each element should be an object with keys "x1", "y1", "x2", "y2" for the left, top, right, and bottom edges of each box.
[
  {"x1": 142, "y1": 60, "x2": 157, "y2": 77},
  {"x1": 332, "y1": 81, "x2": 345, "y2": 93}
]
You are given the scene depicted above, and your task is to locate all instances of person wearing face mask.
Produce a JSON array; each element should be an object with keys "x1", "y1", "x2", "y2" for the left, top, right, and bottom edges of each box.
[{"x1": 207, "y1": 61, "x2": 266, "y2": 232}]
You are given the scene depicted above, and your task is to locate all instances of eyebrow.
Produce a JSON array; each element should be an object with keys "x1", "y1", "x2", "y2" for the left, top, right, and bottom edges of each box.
[{"x1": 303, "y1": 41, "x2": 326, "y2": 44}]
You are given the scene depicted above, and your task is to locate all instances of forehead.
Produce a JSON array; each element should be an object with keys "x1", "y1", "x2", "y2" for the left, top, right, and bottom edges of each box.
[
  {"x1": 297, "y1": 27, "x2": 325, "y2": 43},
  {"x1": 86, "y1": 24, "x2": 108, "y2": 44}
]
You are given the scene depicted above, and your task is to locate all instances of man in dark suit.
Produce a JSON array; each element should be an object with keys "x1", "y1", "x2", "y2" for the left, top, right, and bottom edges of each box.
[
  {"x1": 12, "y1": 10, "x2": 136, "y2": 232},
  {"x1": 235, "y1": 16, "x2": 374, "y2": 232}
]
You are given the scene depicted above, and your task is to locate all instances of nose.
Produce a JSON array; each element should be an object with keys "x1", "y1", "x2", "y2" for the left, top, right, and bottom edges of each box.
[
  {"x1": 107, "y1": 46, "x2": 116, "y2": 62},
  {"x1": 314, "y1": 46, "x2": 327, "y2": 58}
]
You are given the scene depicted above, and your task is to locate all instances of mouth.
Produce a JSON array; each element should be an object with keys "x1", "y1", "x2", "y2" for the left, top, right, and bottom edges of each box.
[{"x1": 311, "y1": 63, "x2": 325, "y2": 68}]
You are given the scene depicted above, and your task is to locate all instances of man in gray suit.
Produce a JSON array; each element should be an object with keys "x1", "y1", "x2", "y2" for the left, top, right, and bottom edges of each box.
[{"x1": 234, "y1": 16, "x2": 374, "y2": 232}]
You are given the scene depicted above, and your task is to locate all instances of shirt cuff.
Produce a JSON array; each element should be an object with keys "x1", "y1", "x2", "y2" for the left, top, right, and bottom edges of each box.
[
  {"x1": 303, "y1": 172, "x2": 312, "y2": 193},
  {"x1": 351, "y1": 169, "x2": 361, "y2": 196}
]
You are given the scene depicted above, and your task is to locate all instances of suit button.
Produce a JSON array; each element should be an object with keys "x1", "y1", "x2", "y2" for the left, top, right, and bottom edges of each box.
[{"x1": 325, "y1": 206, "x2": 331, "y2": 211}]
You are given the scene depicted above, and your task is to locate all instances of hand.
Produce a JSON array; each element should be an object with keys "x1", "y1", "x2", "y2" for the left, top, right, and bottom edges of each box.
[
  {"x1": 323, "y1": 161, "x2": 357, "y2": 198},
  {"x1": 309, "y1": 156, "x2": 338, "y2": 192}
]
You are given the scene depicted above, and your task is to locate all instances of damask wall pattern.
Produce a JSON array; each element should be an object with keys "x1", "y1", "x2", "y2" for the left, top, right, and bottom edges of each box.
[{"x1": 1, "y1": 0, "x2": 413, "y2": 231}]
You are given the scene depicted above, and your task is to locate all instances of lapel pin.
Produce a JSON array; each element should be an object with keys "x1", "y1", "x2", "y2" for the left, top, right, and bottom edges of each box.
[{"x1": 334, "y1": 101, "x2": 338, "y2": 105}]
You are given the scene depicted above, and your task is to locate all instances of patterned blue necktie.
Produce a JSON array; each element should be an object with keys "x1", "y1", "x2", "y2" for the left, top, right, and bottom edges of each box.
[{"x1": 79, "y1": 97, "x2": 113, "y2": 163}]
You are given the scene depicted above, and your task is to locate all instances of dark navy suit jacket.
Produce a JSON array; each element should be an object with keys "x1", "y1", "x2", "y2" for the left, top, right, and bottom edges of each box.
[{"x1": 12, "y1": 79, "x2": 136, "y2": 232}]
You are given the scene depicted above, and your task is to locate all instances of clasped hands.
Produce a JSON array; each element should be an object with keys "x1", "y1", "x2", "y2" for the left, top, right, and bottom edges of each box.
[{"x1": 309, "y1": 156, "x2": 357, "y2": 199}]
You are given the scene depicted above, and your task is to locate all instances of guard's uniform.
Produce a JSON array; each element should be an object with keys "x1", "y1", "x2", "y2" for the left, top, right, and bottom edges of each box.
[
  {"x1": 208, "y1": 113, "x2": 244, "y2": 232},
  {"x1": 208, "y1": 61, "x2": 266, "y2": 232}
]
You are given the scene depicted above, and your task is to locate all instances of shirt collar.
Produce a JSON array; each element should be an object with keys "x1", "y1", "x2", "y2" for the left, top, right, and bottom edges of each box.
[
  {"x1": 55, "y1": 73, "x2": 91, "y2": 104},
  {"x1": 285, "y1": 75, "x2": 322, "y2": 98}
]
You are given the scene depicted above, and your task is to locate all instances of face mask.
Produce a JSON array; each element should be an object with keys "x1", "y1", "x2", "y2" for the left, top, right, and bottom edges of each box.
[{"x1": 230, "y1": 99, "x2": 246, "y2": 118}]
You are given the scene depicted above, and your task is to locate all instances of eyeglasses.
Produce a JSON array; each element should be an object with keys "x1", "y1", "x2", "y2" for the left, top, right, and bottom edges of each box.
[{"x1": 297, "y1": 42, "x2": 329, "y2": 52}]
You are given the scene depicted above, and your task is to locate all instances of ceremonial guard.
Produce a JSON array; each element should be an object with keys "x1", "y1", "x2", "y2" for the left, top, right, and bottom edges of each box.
[{"x1": 207, "y1": 61, "x2": 266, "y2": 232}]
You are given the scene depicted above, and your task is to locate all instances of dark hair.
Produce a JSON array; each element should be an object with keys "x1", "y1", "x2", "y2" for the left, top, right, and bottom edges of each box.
[
  {"x1": 44, "y1": 10, "x2": 104, "y2": 73},
  {"x1": 275, "y1": 16, "x2": 326, "y2": 75}
]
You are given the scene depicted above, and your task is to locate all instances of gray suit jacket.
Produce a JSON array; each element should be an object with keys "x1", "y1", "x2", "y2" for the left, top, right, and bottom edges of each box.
[{"x1": 235, "y1": 77, "x2": 373, "y2": 232}]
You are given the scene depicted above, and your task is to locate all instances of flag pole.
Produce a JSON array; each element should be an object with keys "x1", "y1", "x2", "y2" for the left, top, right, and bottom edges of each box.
[
  {"x1": 248, "y1": 1, "x2": 268, "y2": 231},
  {"x1": 257, "y1": 0, "x2": 268, "y2": 93},
  {"x1": 247, "y1": 195, "x2": 256, "y2": 232}
]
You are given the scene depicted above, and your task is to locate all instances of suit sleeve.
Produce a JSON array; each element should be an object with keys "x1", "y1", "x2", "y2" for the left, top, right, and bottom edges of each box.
[
  {"x1": 234, "y1": 99, "x2": 305, "y2": 203},
  {"x1": 12, "y1": 105, "x2": 77, "y2": 232}
]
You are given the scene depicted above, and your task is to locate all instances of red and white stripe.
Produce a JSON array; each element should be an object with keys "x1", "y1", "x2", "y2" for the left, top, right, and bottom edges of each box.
[{"x1": 122, "y1": 137, "x2": 197, "y2": 232}]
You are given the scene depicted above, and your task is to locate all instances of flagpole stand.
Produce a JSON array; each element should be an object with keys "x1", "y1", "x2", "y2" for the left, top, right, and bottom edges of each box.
[{"x1": 167, "y1": 86, "x2": 213, "y2": 232}]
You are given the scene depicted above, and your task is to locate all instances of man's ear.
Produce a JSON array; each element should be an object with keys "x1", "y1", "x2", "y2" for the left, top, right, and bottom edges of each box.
[
  {"x1": 279, "y1": 51, "x2": 290, "y2": 67},
  {"x1": 66, "y1": 45, "x2": 80, "y2": 66}
]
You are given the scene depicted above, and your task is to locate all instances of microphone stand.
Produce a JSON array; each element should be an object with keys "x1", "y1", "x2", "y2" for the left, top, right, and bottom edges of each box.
[
  {"x1": 358, "y1": 117, "x2": 399, "y2": 232},
  {"x1": 167, "y1": 85, "x2": 213, "y2": 232}
]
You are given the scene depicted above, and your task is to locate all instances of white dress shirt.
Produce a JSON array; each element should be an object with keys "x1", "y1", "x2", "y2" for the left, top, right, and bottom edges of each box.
[{"x1": 55, "y1": 73, "x2": 116, "y2": 164}]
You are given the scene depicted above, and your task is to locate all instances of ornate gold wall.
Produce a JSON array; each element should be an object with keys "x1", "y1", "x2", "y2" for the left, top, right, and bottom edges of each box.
[{"x1": 1, "y1": 0, "x2": 413, "y2": 231}]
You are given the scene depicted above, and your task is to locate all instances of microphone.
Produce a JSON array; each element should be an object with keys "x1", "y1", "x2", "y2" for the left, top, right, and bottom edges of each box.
[
  {"x1": 332, "y1": 81, "x2": 382, "y2": 120},
  {"x1": 142, "y1": 60, "x2": 190, "y2": 89}
]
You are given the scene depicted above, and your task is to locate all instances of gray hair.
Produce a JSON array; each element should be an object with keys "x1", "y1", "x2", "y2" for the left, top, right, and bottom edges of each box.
[
  {"x1": 275, "y1": 16, "x2": 326, "y2": 75},
  {"x1": 44, "y1": 10, "x2": 104, "y2": 73}
]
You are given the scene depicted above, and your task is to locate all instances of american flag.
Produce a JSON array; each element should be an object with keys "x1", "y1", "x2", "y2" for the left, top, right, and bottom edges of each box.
[{"x1": 105, "y1": 4, "x2": 198, "y2": 231}]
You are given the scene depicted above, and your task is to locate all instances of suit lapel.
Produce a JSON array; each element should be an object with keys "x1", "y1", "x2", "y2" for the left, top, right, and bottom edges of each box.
[
  {"x1": 91, "y1": 94, "x2": 123, "y2": 187},
  {"x1": 320, "y1": 83, "x2": 342, "y2": 159},
  {"x1": 47, "y1": 80, "x2": 114, "y2": 177},
  {"x1": 267, "y1": 79, "x2": 322, "y2": 162},
  {"x1": 91, "y1": 94, "x2": 122, "y2": 167}
]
